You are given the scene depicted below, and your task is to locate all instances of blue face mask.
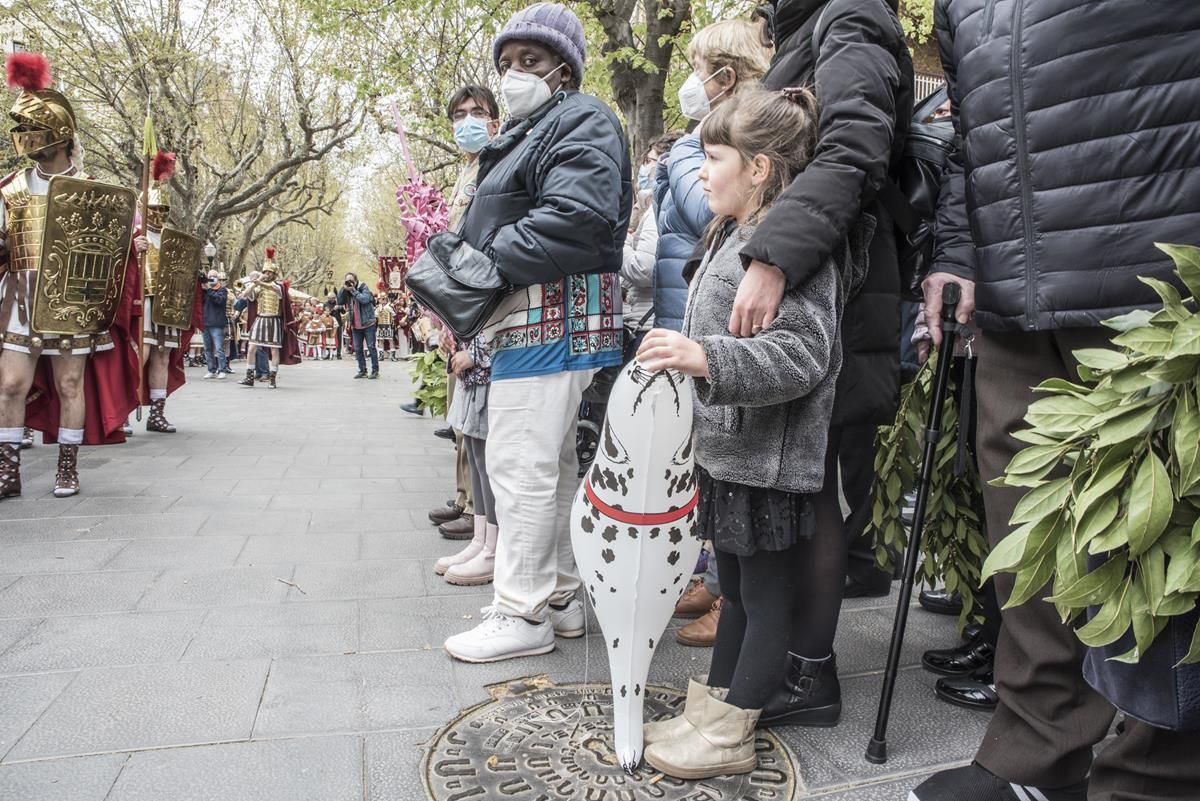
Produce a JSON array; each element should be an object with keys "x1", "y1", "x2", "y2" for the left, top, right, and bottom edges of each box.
[
  {"x1": 453, "y1": 116, "x2": 491, "y2": 154},
  {"x1": 637, "y1": 164, "x2": 653, "y2": 191}
]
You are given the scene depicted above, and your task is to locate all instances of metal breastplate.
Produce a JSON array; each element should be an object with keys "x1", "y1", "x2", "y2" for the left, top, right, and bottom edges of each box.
[
  {"x1": 2, "y1": 172, "x2": 47, "y2": 273},
  {"x1": 257, "y1": 284, "x2": 281, "y2": 315},
  {"x1": 143, "y1": 243, "x2": 160, "y2": 296}
]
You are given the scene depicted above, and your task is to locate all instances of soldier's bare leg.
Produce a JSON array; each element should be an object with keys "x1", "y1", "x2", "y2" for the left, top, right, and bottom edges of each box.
[
  {"x1": 143, "y1": 346, "x2": 175, "y2": 432},
  {"x1": 48, "y1": 354, "x2": 85, "y2": 497},
  {"x1": 240, "y1": 343, "x2": 259, "y2": 386},
  {"x1": 0, "y1": 349, "x2": 37, "y2": 430}
]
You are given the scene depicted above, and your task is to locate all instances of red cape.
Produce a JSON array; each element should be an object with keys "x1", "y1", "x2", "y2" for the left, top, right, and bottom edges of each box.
[
  {"x1": 26, "y1": 247, "x2": 142, "y2": 445},
  {"x1": 245, "y1": 283, "x2": 301, "y2": 366},
  {"x1": 139, "y1": 282, "x2": 203, "y2": 404}
]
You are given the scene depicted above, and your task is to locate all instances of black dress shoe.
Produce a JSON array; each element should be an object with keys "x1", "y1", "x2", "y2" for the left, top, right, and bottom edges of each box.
[
  {"x1": 353, "y1": 370, "x2": 368, "y2": 379},
  {"x1": 919, "y1": 588, "x2": 963, "y2": 616},
  {"x1": 759, "y1": 653, "x2": 842, "y2": 728},
  {"x1": 400, "y1": 401, "x2": 424, "y2": 416},
  {"x1": 922, "y1": 640, "x2": 995, "y2": 677},
  {"x1": 935, "y1": 669, "x2": 998, "y2": 711},
  {"x1": 434, "y1": 427, "x2": 455, "y2": 442},
  {"x1": 843, "y1": 575, "x2": 891, "y2": 598},
  {"x1": 961, "y1": 622, "x2": 984, "y2": 642}
]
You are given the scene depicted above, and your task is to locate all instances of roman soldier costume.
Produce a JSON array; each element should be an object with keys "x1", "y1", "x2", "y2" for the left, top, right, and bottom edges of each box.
[
  {"x1": 238, "y1": 247, "x2": 299, "y2": 388},
  {"x1": 136, "y1": 151, "x2": 202, "y2": 432},
  {"x1": 0, "y1": 53, "x2": 141, "y2": 499}
]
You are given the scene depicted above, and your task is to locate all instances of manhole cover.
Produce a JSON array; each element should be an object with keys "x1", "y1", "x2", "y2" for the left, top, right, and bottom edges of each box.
[{"x1": 422, "y1": 678, "x2": 796, "y2": 801}]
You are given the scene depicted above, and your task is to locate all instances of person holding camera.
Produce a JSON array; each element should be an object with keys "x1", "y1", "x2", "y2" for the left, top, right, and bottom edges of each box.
[
  {"x1": 201, "y1": 270, "x2": 229, "y2": 379},
  {"x1": 337, "y1": 272, "x2": 379, "y2": 380}
]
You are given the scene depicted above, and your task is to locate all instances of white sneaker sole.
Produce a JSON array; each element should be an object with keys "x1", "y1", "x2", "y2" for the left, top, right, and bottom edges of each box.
[
  {"x1": 554, "y1": 625, "x2": 585, "y2": 639},
  {"x1": 445, "y1": 641, "x2": 555, "y2": 664}
]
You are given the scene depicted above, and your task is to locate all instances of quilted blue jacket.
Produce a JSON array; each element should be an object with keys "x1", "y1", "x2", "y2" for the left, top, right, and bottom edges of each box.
[{"x1": 652, "y1": 134, "x2": 711, "y2": 331}]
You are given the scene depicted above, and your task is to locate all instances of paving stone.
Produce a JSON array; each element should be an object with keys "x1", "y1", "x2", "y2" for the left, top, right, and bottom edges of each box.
[
  {"x1": 0, "y1": 516, "x2": 113, "y2": 544},
  {"x1": 310, "y1": 509, "x2": 415, "y2": 533},
  {"x1": 0, "y1": 571, "x2": 157, "y2": 618},
  {"x1": 359, "y1": 594, "x2": 492, "y2": 652},
  {"x1": 136, "y1": 565, "x2": 293, "y2": 610},
  {"x1": 319, "y1": 477, "x2": 407, "y2": 495},
  {"x1": 106, "y1": 736, "x2": 362, "y2": 801},
  {"x1": 171, "y1": 493, "x2": 273, "y2": 511},
  {"x1": 360, "y1": 529, "x2": 466, "y2": 560},
  {"x1": 449, "y1": 634, "x2": 613, "y2": 707},
  {"x1": 237, "y1": 532, "x2": 360, "y2": 565},
  {"x1": 6, "y1": 659, "x2": 270, "y2": 760},
  {"x1": 69, "y1": 496, "x2": 180, "y2": 517},
  {"x1": 0, "y1": 753, "x2": 127, "y2": 801},
  {"x1": 85, "y1": 513, "x2": 210, "y2": 539},
  {"x1": 267, "y1": 493, "x2": 363, "y2": 512},
  {"x1": 0, "y1": 540, "x2": 128, "y2": 574},
  {"x1": 231, "y1": 477, "x2": 321, "y2": 496},
  {"x1": 834, "y1": 605, "x2": 957, "y2": 677},
  {"x1": 0, "y1": 496, "x2": 85, "y2": 520},
  {"x1": 0, "y1": 672, "x2": 76, "y2": 760},
  {"x1": 255, "y1": 651, "x2": 458, "y2": 736},
  {"x1": 0, "y1": 618, "x2": 42, "y2": 656},
  {"x1": 200, "y1": 510, "x2": 311, "y2": 537},
  {"x1": 807, "y1": 773, "x2": 934, "y2": 800},
  {"x1": 365, "y1": 729, "x2": 438, "y2": 801},
  {"x1": 183, "y1": 602, "x2": 357, "y2": 661},
  {"x1": 287, "y1": 559, "x2": 426, "y2": 602},
  {"x1": 0, "y1": 611, "x2": 202, "y2": 673},
  {"x1": 105, "y1": 536, "x2": 247, "y2": 570},
  {"x1": 138, "y1": 478, "x2": 238, "y2": 497}
]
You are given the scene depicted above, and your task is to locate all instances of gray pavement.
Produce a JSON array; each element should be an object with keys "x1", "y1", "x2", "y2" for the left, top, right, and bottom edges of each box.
[{"x1": 0, "y1": 357, "x2": 984, "y2": 800}]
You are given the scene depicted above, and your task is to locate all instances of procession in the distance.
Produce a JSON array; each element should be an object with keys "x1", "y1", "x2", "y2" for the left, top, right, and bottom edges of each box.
[{"x1": 0, "y1": 1, "x2": 1198, "y2": 800}]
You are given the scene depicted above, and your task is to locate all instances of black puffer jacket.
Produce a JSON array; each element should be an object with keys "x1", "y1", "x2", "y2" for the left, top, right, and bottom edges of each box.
[
  {"x1": 934, "y1": 0, "x2": 1200, "y2": 331},
  {"x1": 458, "y1": 90, "x2": 632, "y2": 287},
  {"x1": 750, "y1": 0, "x2": 913, "y2": 426}
]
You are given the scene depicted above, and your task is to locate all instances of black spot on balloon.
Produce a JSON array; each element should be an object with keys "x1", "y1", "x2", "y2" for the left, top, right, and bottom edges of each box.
[
  {"x1": 591, "y1": 464, "x2": 602, "y2": 484},
  {"x1": 580, "y1": 516, "x2": 594, "y2": 533},
  {"x1": 627, "y1": 527, "x2": 638, "y2": 539},
  {"x1": 620, "y1": 685, "x2": 627, "y2": 698},
  {"x1": 668, "y1": 527, "x2": 682, "y2": 544},
  {"x1": 602, "y1": 525, "x2": 618, "y2": 543},
  {"x1": 635, "y1": 684, "x2": 642, "y2": 696},
  {"x1": 649, "y1": 638, "x2": 655, "y2": 649},
  {"x1": 602, "y1": 548, "x2": 615, "y2": 564},
  {"x1": 612, "y1": 638, "x2": 619, "y2": 648},
  {"x1": 626, "y1": 468, "x2": 634, "y2": 478},
  {"x1": 649, "y1": 527, "x2": 661, "y2": 539},
  {"x1": 667, "y1": 551, "x2": 681, "y2": 566},
  {"x1": 595, "y1": 571, "x2": 604, "y2": 582},
  {"x1": 673, "y1": 573, "x2": 683, "y2": 585}
]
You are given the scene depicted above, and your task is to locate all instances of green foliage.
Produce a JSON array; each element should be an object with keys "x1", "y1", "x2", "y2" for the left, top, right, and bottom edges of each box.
[
  {"x1": 989, "y1": 244, "x2": 1200, "y2": 665},
  {"x1": 409, "y1": 350, "x2": 450, "y2": 418},
  {"x1": 898, "y1": 0, "x2": 936, "y2": 43},
  {"x1": 868, "y1": 353, "x2": 988, "y2": 631}
]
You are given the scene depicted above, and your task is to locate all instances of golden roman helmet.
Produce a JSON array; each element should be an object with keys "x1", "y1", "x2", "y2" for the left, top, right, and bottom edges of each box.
[
  {"x1": 6, "y1": 53, "x2": 76, "y2": 158},
  {"x1": 145, "y1": 151, "x2": 175, "y2": 230},
  {"x1": 261, "y1": 246, "x2": 278, "y2": 280}
]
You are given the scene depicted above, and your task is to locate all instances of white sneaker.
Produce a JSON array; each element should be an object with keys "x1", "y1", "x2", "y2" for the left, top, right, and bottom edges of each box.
[
  {"x1": 216, "y1": 371, "x2": 226, "y2": 380},
  {"x1": 550, "y1": 598, "x2": 586, "y2": 638},
  {"x1": 444, "y1": 606, "x2": 555, "y2": 663},
  {"x1": 203, "y1": 372, "x2": 216, "y2": 379}
]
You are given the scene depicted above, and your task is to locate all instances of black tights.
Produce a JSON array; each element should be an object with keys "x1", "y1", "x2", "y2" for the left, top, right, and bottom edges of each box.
[{"x1": 707, "y1": 427, "x2": 850, "y2": 710}]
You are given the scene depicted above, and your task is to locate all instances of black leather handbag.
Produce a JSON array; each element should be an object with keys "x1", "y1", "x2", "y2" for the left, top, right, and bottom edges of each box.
[{"x1": 405, "y1": 231, "x2": 509, "y2": 340}]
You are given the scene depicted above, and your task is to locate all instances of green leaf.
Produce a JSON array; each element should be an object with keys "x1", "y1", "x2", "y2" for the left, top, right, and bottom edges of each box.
[
  {"x1": 1167, "y1": 318, "x2": 1200, "y2": 358},
  {"x1": 1048, "y1": 553, "x2": 1128, "y2": 608},
  {"x1": 1164, "y1": 542, "x2": 1200, "y2": 596},
  {"x1": 1107, "y1": 364, "x2": 1159, "y2": 393},
  {"x1": 1127, "y1": 452, "x2": 1173, "y2": 557},
  {"x1": 1089, "y1": 515, "x2": 1131, "y2": 555},
  {"x1": 1103, "y1": 308, "x2": 1156, "y2": 333},
  {"x1": 982, "y1": 522, "x2": 1035, "y2": 579},
  {"x1": 1094, "y1": 405, "x2": 1161, "y2": 448},
  {"x1": 1010, "y1": 477, "x2": 1072, "y2": 527},
  {"x1": 1173, "y1": 390, "x2": 1200, "y2": 495},
  {"x1": 1177, "y1": 617, "x2": 1200, "y2": 666},
  {"x1": 1004, "y1": 443, "x2": 1068, "y2": 479},
  {"x1": 1012, "y1": 429, "x2": 1066, "y2": 446},
  {"x1": 1113, "y1": 324, "x2": 1175, "y2": 357},
  {"x1": 1072, "y1": 348, "x2": 1128, "y2": 374},
  {"x1": 1077, "y1": 582, "x2": 1133, "y2": 648},
  {"x1": 1076, "y1": 495, "x2": 1122, "y2": 553},
  {"x1": 1035, "y1": 377, "x2": 1097, "y2": 397},
  {"x1": 1138, "y1": 276, "x2": 1190, "y2": 321},
  {"x1": 1008, "y1": 510, "x2": 1068, "y2": 608},
  {"x1": 1139, "y1": 544, "x2": 1168, "y2": 616},
  {"x1": 1025, "y1": 396, "x2": 1103, "y2": 434},
  {"x1": 1156, "y1": 242, "x2": 1200, "y2": 300}
]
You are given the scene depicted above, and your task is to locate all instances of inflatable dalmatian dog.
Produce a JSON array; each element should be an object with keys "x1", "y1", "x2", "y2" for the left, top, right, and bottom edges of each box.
[{"x1": 570, "y1": 360, "x2": 702, "y2": 773}]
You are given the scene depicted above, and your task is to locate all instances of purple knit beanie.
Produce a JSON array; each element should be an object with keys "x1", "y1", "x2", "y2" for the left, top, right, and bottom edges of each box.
[{"x1": 493, "y1": 3, "x2": 586, "y2": 82}]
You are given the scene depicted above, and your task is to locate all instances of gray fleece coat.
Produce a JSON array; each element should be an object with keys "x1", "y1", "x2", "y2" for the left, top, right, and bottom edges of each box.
[{"x1": 683, "y1": 221, "x2": 863, "y2": 494}]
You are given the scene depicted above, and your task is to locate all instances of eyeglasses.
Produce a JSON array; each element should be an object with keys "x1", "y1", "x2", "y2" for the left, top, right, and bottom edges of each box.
[{"x1": 452, "y1": 108, "x2": 492, "y2": 122}]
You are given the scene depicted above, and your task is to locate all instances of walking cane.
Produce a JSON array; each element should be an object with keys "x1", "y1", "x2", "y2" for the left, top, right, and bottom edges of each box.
[{"x1": 866, "y1": 281, "x2": 961, "y2": 765}]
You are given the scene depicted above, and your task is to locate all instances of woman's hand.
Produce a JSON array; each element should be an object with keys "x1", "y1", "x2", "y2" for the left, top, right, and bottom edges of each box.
[
  {"x1": 450, "y1": 351, "x2": 475, "y2": 376},
  {"x1": 728, "y1": 259, "x2": 786, "y2": 337},
  {"x1": 134, "y1": 236, "x2": 150, "y2": 254},
  {"x1": 636, "y1": 329, "x2": 710, "y2": 378}
]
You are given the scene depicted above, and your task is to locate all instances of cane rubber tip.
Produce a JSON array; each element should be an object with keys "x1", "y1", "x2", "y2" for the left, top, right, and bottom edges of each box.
[{"x1": 865, "y1": 738, "x2": 887, "y2": 764}]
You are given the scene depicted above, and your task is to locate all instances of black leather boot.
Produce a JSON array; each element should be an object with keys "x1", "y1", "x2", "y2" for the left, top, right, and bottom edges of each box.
[{"x1": 759, "y1": 653, "x2": 842, "y2": 728}]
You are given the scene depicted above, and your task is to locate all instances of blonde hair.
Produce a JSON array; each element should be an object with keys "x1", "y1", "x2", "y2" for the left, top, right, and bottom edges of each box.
[
  {"x1": 687, "y1": 19, "x2": 772, "y2": 93},
  {"x1": 700, "y1": 87, "x2": 821, "y2": 243}
]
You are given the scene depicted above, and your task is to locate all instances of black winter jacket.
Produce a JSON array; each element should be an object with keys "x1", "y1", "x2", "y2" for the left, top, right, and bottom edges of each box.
[
  {"x1": 934, "y1": 0, "x2": 1200, "y2": 331},
  {"x1": 457, "y1": 90, "x2": 632, "y2": 288},
  {"x1": 754, "y1": 0, "x2": 913, "y2": 426}
]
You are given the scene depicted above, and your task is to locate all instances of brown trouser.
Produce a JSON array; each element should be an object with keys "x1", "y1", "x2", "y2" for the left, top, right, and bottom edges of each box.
[{"x1": 975, "y1": 329, "x2": 1200, "y2": 799}]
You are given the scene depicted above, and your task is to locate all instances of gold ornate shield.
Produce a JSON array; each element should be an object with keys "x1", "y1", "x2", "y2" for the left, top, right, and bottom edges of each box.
[
  {"x1": 31, "y1": 176, "x2": 135, "y2": 335},
  {"x1": 152, "y1": 227, "x2": 202, "y2": 329}
]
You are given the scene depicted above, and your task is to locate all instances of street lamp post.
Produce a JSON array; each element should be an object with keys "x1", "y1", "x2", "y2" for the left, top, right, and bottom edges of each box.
[{"x1": 204, "y1": 241, "x2": 216, "y2": 269}]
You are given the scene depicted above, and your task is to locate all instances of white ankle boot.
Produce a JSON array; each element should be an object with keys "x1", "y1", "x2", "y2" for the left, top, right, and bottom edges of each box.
[
  {"x1": 644, "y1": 689, "x2": 760, "y2": 780},
  {"x1": 434, "y1": 515, "x2": 486, "y2": 576},
  {"x1": 644, "y1": 679, "x2": 726, "y2": 746},
  {"x1": 445, "y1": 522, "x2": 497, "y2": 586}
]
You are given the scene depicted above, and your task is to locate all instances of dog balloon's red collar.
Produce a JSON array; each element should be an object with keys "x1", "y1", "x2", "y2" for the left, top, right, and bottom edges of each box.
[{"x1": 584, "y1": 481, "x2": 697, "y2": 527}]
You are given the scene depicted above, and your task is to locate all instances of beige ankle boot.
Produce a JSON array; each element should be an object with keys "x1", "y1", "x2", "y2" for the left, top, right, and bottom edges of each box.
[
  {"x1": 435, "y1": 516, "x2": 487, "y2": 576},
  {"x1": 644, "y1": 690, "x2": 760, "y2": 780},
  {"x1": 644, "y1": 679, "x2": 727, "y2": 746},
  {"x1": 445, "y1": 522, "x2": 497, "y2": 586}
]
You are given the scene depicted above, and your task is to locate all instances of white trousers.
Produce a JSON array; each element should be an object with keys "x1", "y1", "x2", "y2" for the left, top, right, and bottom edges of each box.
[{"x1": 487, "y1": 368, "x2": 595, "y2": 620}]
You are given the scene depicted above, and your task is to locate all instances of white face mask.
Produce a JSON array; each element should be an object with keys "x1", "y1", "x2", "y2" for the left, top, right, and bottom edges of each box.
[
  {"x1": 500, "y1": 62, "x2": 566, "y2": 119},
  {"x1": 678, "y1": 66, "x2": 729, "y2": 121}
]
